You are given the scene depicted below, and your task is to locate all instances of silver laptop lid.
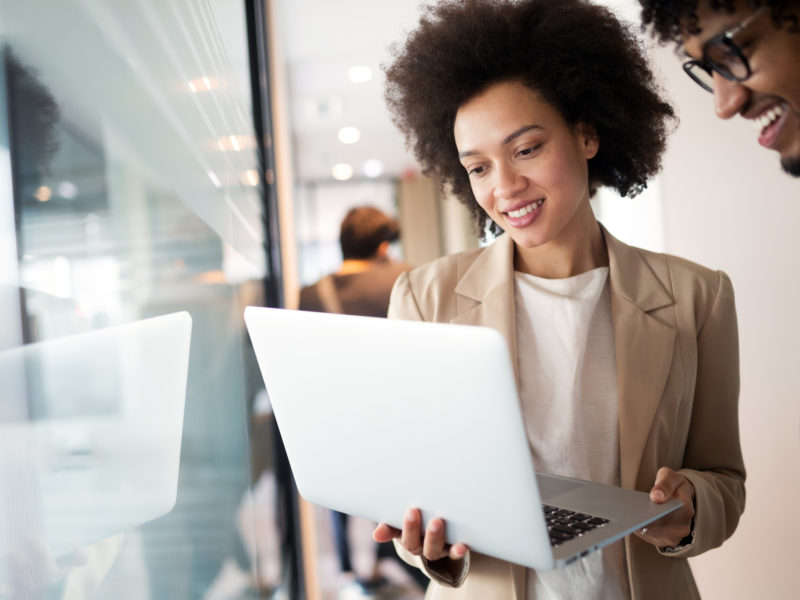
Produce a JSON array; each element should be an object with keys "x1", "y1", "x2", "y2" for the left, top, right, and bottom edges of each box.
[{"x1": 244, "y1": 306, "x2": 557, "y2": 569}]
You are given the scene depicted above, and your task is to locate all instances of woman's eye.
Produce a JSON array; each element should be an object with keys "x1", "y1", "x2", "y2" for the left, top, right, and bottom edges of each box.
[
  {"x1": 517, "y1": 144, "x2": 541, "y2": 157},
  {"x1": 467, "y1": 165, "x2": 487, "y2": 176}
]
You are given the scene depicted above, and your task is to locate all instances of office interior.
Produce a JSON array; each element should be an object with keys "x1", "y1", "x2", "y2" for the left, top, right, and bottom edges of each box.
[{"x1": 0, "y1": 0, "x2": 797, "y2": 599}]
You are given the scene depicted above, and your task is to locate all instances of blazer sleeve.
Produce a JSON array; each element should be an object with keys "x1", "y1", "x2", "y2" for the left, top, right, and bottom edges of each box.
[{"x1": 668, "y1": 270, "x2": 746, "y2": 557}]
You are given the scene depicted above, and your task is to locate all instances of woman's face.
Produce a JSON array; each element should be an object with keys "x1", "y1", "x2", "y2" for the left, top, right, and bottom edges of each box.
[{"x1": 454, "y1": 80, "x2": 598, "y2": 250}]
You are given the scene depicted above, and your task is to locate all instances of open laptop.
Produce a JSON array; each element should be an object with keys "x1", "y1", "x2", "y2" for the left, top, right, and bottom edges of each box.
[
  {"x1": 0, "y1": 311, "x2": 191, "y2": 560},
  {"x1": 244, "y1": 306, "x2": 681, "y2": 570}
]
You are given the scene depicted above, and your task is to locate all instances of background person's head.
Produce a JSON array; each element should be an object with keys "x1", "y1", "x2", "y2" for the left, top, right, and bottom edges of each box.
[
  {"x1": 385, "y1": 0, "x2": 674, "y2": 238},
  {"x1": 339, "y1": 206, "x2": 400, "y2": 260},
  {"x1": 639, "y1": 0, "x2": 800, "y2": 176}
]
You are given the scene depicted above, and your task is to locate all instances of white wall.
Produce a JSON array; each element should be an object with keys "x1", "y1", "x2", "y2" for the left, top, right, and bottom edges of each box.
[{"x1": 648, "y1": 42, "x2": 800, "y2": 599}]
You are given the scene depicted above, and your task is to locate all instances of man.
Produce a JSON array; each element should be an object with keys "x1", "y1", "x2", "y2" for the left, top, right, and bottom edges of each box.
[
  {"x1": 639, "y1": 0, "x2": 800, "y2": 176},
  {"x1": 299, "y1": 205, "x2": 408, "y2": 318},
  {"x1": 298, "y1": 205, "x2": 420, "y2": 599}
]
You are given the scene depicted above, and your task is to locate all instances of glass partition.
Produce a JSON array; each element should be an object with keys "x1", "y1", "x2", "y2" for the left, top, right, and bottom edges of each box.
[{"x1": 0, "y1": 0, "x2": 284, "y2": 598}]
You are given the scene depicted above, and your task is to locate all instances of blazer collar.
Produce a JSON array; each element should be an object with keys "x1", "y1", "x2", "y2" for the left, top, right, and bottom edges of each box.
[
  {"x1": 451, "y1": 234, "x2": 519, "y2": 381},
  {"x1": 604, "y1": 226, "x2": 677, "y2": 489},
  {"x1": 603, "y1": 226, "x2": 673, "y2": 313}
]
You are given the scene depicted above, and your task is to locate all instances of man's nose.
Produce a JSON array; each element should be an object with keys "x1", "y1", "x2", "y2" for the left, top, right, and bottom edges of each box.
[{"x1": 713, "y1": 73, "x2": 749, "y2": 120}]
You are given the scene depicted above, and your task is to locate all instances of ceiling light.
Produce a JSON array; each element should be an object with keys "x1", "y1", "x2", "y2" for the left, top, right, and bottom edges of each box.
[
  {"x1": 332, "y1": 163, "x2": 354, "y2": 181},
  {"x1": 217, "y1": 135, "x2": 256, "y2": 152},
  {"x1": 337, "y1": 126, "x2": 361, "y2": 144},
  {"x1": 34, "y1": 186, "x2": 52, "y2": 202},
  {"x1": 188, "y1": 77, "x2": 219, "y2": 92},
  {"x1": 347, "y1": 65, "x2": 372, "y2": 83},
  {"x1": 363, "y1": 159, "x2": 383, "y2": 178},
  {"x1": 242, "y1": 170, "x2": 260, "y2": 187},
  {"x1": 58, "y1": 181, "x2": 78, "y2": 199}
]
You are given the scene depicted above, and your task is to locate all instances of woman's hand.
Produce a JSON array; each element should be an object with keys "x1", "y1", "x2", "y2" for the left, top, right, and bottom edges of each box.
[
  {"x1": 372, "y1": 508, "x2": 468, "y2": 562},
  {"x1": 637, "y1": 466, "x2": 695, "y2": 548}
]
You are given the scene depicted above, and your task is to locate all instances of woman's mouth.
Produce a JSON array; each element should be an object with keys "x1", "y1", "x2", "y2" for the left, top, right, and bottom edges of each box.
[{"x1": 505, "y1": 199, "x2": 544, "y2": 218}]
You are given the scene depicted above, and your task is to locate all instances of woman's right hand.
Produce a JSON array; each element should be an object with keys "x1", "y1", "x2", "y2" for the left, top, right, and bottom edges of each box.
[{"x1": 372, "y1": 507, "x2": 468, "y2": 562}]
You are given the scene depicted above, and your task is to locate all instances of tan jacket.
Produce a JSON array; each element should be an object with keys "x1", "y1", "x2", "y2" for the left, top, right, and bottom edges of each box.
[{"x1": 387, "y1": 228, "x2": 745, "y2": 600}]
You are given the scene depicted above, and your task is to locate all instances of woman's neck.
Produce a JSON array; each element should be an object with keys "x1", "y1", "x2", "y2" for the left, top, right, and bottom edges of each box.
[{"x1": 514, "y1": 214, "x2": 608, "y2": 279}]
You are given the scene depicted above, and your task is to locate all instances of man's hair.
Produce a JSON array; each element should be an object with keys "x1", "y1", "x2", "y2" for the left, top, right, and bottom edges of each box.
[
  {"x1": 639, "y1": 0, "x2": 800, "y2": 45},
  {"x1": 384, "y1": 0, "x2": 675, "y2": 237},
  {"x1": 339, "y1": 206, "x2": 400, "y2": 260}
]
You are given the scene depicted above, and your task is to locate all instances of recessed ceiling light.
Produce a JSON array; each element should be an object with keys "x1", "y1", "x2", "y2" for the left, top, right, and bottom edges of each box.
[
  {"x1": 363, "y1": 159, "x2": 383, "y2": 178},
  {"x1": 34, "y1": 186, "x2": 52, "y2": 202},
  {"x1": 347, "y1": 65, "x2": 372, "y2": 83},
  {"x1": 332, "y1": 163, "x2": 354, "y2": 181},
  {"x1": 57, "y1": 181, "x2": 78, "y2": 199},
  {"x1": 337, "y1": 126, "x2": 361, "y2": 144},
  {"x1": 242, "y1": 170, "x2": 260, "y2": 187},
  {"x1": 188, "y1": 77, "x2": 219, "y2": 92}
]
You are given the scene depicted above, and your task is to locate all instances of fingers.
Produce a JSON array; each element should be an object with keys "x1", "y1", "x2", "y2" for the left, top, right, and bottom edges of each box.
[
  {"x1": 372, "y1": 522, "x2": 400, "y2": 543},
  {"x1": 637, "y1": 467, "x2": 696, "y2": 548},
  {"x1": 650, "y1": 466, "x2": 689, "y2": 503},
  {"x1": 401, "y1": 508, "x2": 424, "y2": 555},
  {"x1": 391, "y1": 508, "x2": 468, "y2": 563},
  {"x1": 423, "y1": 518, "x2": 447, "y2": 559}
]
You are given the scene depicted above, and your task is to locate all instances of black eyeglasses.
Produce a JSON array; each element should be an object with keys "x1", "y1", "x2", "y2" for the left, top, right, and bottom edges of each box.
[{"x1": 682, "y1": 6, "x2": 768, "y2": 92}]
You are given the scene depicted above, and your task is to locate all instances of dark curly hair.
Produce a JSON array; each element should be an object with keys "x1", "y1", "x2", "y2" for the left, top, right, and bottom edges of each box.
[
  {"x1": 384, "y1": 0, "x2": 675, "y2": 237},
  {"x1": 639, "y1": 1, "x2": 799, "y2": 45}
]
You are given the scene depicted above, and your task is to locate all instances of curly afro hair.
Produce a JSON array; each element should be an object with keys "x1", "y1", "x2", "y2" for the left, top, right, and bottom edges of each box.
[
  {"x1": 384, "y1": 0, "x2": 675, "y2": 237},
  {"x1": 639, "y1": 1, "x2": 800, "y2": 45}
]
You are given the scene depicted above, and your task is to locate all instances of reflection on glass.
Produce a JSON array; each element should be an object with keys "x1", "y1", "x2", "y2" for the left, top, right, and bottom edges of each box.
[
  {"x1": 0, "y1": 0, "x2": 283, "y2": 597},
  {"x1": 0, "y1": 313, "x2": 191, "y2": 559}
]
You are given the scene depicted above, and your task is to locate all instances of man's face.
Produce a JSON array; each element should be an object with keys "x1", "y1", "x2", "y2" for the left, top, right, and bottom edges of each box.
[{"x1": 682, "y1": 1, "x2": 800, "y2": 176}]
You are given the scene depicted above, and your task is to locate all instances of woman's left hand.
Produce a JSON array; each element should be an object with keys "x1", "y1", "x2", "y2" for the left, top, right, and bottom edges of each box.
[{"x1": 636, "y1": 466, "x2": 695, "y2": 548}]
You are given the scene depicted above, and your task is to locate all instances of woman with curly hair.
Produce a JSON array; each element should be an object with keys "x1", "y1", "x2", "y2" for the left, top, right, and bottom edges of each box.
[{"x1": 371, "y1": 1, "x2": 745, "y2": 598}]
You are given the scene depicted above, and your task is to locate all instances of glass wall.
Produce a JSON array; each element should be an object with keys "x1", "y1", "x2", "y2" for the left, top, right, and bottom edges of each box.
[{"x1": 0, "y1": 0, "x2": 285, "y2": 598}]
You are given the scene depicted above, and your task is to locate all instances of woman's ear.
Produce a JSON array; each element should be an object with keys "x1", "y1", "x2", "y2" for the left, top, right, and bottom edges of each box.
[{"x1": 578, "y1": 122, "x2": 599, "y2": 159}]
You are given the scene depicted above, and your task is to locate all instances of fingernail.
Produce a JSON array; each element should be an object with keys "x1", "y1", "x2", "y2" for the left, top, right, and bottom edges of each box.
[
  {"x1": 652, "y1": 490, "x2": 665, "y2": 501},
  {"x1": 405, "y1": 508, "x2": 417, "y2": 523},
  {"x1": 429, "y1": 520, "x2": 441, "y2": 533}
]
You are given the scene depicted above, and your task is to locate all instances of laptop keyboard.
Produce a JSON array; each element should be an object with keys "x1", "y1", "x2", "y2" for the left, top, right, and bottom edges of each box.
[{"x1": 543, "y1": 504, "x2": 609, "y2": 547}]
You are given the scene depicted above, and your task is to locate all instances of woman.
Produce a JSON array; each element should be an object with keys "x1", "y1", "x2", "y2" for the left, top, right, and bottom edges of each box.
[{"x1": 372, "y1": 1, "x2": 745, "y2": 599}]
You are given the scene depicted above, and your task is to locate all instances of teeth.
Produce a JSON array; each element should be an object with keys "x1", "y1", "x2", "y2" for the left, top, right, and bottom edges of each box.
[
  {"x1": 752, "y1": 104, "x2": 785, "y2": 130},
  {"x1": 507, "y1": 199, "x2": 543, "y2": 218}
]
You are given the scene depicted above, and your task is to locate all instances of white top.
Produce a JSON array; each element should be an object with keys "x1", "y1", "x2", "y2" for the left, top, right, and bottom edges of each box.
[{"x1": 514, "y1": 267, "x2": 630, "y2": 600}]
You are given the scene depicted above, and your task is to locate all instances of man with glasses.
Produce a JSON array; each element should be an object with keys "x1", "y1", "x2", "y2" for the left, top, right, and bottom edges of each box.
[{"x1": 639, "y1": 1, "x2": 800, "y2": 177}]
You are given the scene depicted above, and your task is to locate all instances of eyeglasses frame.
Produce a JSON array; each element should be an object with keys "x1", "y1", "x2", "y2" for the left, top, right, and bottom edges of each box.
[{"x1": 682, "y1": 6, "x2": 769, "y2": 93}]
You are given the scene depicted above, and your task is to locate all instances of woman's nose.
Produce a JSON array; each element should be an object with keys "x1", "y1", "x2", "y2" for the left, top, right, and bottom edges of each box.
[{"x1": 493, "y1": 163, "x2": 526, "y2": 199}]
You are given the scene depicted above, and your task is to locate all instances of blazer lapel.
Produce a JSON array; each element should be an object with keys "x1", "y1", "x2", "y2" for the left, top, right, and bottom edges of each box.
[
  {"x1": 450, "y1": 234, "x2": 520, "y2": 384},
  {"x1": 604, "y1": 228, "x2": 677, "y2": 489}
]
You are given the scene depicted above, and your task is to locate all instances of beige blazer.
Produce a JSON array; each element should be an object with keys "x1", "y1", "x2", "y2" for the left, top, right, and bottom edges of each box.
[{"x1": 387, "y1": 227, "x2": 745, "y2": 600}]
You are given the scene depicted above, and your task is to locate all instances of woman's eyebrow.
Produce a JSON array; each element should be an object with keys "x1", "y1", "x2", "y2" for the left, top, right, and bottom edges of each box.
[
  {"x1": 458, "y1": 124, "x2": 543, "y2": 158},
  {"x1": 503, "y1": 124, "x2": 542, "y2": 145}
]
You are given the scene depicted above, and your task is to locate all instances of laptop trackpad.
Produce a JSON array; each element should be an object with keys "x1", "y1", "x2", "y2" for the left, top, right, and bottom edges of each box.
[{"x1": 536, "y1": 473, "x2": 587, "y2": 501}]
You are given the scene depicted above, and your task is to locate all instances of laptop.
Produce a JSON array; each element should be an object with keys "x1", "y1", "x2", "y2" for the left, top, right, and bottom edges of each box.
[
  {"x1": 243, "y1": 306, "x2": 681, "y2": 570},
  {"x1": 0, "y1": 311, "x2": 191, "y2": 560}
]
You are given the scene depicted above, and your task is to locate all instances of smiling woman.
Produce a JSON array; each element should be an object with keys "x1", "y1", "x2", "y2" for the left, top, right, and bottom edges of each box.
[{"x1": 374, "y1": 1, "x2": 746, "y2": 599}]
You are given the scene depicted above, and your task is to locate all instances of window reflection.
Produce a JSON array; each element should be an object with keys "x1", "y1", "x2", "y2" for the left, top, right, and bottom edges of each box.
[{"x1": 0, "y1": 0, "x2": 284, "y2": 597}]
